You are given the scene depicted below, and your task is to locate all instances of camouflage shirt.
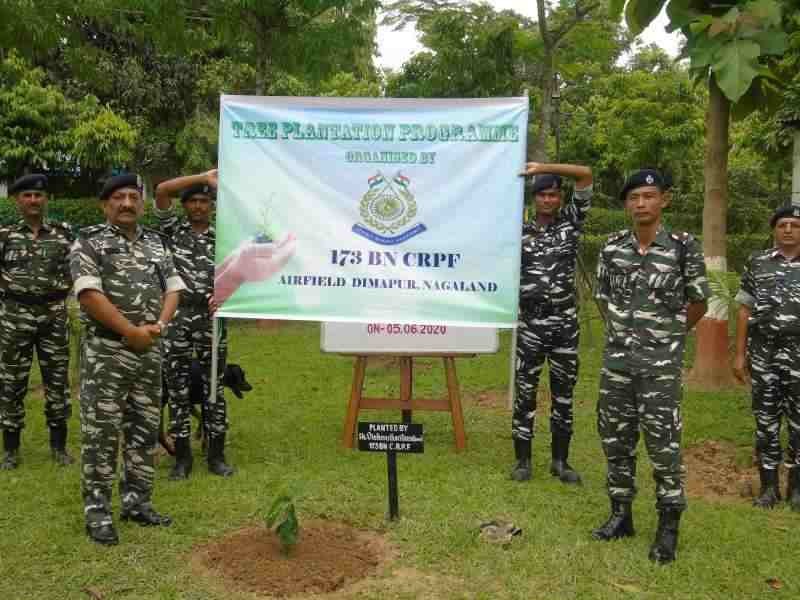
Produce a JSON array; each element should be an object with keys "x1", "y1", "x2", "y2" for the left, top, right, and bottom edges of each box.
[
  {"x1": 736, "y1": 248, "x2": 800, "y2": 337},
  {"x1": 596, "y1": 226, "x2": 710, "y2": 374},
  {"x1": 0, "y1": 219, "x2": 74, "y2": 298},
  {"x1": 520, "y1": 186, "x2": 592, "y2": 305},
  {"x1": 153, "y1": 206, "x2": 215, "y2": 306},
  {"x1": 70, "y1": 223, "x2": 186, "y2": 329}
]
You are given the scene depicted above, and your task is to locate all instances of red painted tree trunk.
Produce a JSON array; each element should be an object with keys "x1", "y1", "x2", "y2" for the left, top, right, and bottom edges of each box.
[{"x1": 689, "y1": 75, "x2": 736, "y2": 388}]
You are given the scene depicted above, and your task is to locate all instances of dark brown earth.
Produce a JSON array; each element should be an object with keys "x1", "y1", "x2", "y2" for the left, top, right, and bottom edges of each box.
[
  {"x1": 683, "y1": 439, "x2": 789, "y2": 502},
  {"x1": 193, "y1": 521, "x2": 387, "y2": 598}
]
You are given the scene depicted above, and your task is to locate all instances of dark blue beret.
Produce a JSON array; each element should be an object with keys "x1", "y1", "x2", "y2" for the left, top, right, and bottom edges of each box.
[
  {"x1": 620, "y1": 169, "x2": 665, "y2": 201},
  {"x1": 9, "y1": 174, "x2": 48, "y2": 196},
  {"x1": 99, "y1": 174, "x2": 142, "y2": 200},
  {"x1": 180, "y1": 183, "x2": 215, "y2": 202},
  {"x1": 770, "y1": 203, "x2": 800, "y2": 228},
  {"x1": 528, "y1": 174, "x2": 562, "y2": 194}
]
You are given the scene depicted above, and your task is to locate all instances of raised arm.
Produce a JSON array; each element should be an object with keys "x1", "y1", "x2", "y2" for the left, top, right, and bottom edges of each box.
[{"x1": 154, "y1": 169, "x2": 217, "y2": 211}]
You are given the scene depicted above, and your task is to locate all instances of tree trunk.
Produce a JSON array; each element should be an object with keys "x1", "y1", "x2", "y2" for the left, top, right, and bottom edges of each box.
[
  {"x1": 689, "y1": 74, "x2": 736, "y2": 389},
  {"x1": 793, "y1": 129, "x2": 800, "y2": 206},
  {"x1": 531, "y1": 0, "x2": 551, "y2": 162}
]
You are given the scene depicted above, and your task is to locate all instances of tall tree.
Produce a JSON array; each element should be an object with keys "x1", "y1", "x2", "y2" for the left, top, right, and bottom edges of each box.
[{"x1": 613, "y1": 0, "x2": 789, "y2": 388}]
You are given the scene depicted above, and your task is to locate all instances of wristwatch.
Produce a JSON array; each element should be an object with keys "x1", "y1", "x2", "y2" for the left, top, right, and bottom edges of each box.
[{"x1": 156, "y1": 320, "x2": 167, "y2": 333}]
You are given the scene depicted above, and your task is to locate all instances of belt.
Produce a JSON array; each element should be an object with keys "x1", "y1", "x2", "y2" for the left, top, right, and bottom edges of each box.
[
  {"x1": 179, "y1": 296, "x2": 210, "y2": 309},
  {"x1": 3, "y1": 290, "x2": 69, "y2": 305},
  {"x1": 520, "y1": 299, "x2": 575, "y2": 318}
]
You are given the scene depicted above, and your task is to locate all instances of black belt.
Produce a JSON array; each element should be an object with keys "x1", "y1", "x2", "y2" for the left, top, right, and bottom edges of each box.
[
  {"x1": 520, "y1": 299, "x2": 575, "y2": 318},
  {"x1": 3, "y1": 290, "x2": 69, "y2": 305},
  {"x1": 180, "y1": 296, "x2": 210, "y2": 309}
]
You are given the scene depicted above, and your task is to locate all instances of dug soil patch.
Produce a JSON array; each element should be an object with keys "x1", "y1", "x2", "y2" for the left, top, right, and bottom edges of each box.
[
  {"x1": 193, "y1": 520, "x2": 387, "y2": 597},
  {"x1": 682, "y1": 439, "x2": 782, "y2": 502}
]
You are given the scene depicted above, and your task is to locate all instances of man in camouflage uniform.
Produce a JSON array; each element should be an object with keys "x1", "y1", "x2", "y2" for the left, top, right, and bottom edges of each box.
[
  {"x1": 591, "y1": 169, "x2": 709, "y2": 564},
  {"x1": 511, "y1": 162, "x2": 593, "y2": 485},
  {"x1": 0, "y1": 174, "x2": 74, "y2": 469},
  {"x1": 734, "y1": 204, "x2": 800, "y2": 512},
  {"x1": 70, "y1": 174, "x2": 186, "y2": 545},
  {"x1": 154, "y1": 169, "x2": 233, "y2": 479}
]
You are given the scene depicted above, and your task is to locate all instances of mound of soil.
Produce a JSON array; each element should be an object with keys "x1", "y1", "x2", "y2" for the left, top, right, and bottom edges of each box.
[
  {"x1": 194, "y1": 520, "x2": 386, "y2": 597},
  {"x1": 681, "y1": 439, "x2": 787, "y2": 502}
]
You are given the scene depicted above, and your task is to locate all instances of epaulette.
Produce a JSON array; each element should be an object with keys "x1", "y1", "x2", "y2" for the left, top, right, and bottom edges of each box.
[
  {"x1": 77, "y1": 224, "x2": 106, "y2": 239},
  {"x1": 606, "y1": 229, "x2": 629, "y2": 244}
]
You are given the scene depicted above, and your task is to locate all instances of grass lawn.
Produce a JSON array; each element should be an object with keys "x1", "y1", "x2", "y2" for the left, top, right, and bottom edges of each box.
[{"x1": 1, "y1": 315, "x2": 797, "y2": 599}]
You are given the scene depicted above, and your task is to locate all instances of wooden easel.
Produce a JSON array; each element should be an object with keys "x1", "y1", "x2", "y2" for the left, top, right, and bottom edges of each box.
[{"x1": 341, "y1": 355, "x2": 467, "y2": 452}]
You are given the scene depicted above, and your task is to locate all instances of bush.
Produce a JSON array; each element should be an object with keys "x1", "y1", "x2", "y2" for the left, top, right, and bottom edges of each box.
[{"x1": 1, "y1": 196, "x2": 166, "y2": 230}]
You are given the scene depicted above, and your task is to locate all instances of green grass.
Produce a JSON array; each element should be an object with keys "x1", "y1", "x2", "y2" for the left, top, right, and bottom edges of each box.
[{"x1": 1, "y1": 316, "x2": 797, "y2": 600}]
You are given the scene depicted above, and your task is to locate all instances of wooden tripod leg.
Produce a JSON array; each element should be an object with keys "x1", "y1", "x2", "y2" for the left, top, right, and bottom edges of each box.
[
  {"x1": 400, "y1": 356, "x2": 413, "y2": 423},
  {"x1": 443, "y1": 356, "x2": 466, "y2": 452},
  {"x1": 342, "y1": 355, "x2": 368, "y2": 448}
]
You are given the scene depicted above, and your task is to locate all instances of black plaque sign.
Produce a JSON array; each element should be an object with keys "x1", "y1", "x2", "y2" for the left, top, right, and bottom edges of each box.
[{"x1": 357, "y1": 422, "x2": 424, "y2": 453}]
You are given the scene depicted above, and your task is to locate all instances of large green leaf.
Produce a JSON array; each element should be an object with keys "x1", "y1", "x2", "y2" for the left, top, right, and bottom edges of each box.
[
  {"x1": 687, "y1": 33, "x2": 726, "y2": 69},
  {"x1": 609, "y1": 0, "x2": 627, "y2": 19},
  {"x1": 745, "y1": 0, "x2": 782, "y2": 28},
  {"x1": 750, "y1": 30, "x2": 788, "y2": 55},
  {"x1": 711, "y1": 38, "x2": 761, "y2": 102},
  {"x1": 665, "y1": 0, "x2": 697, "y2": 32},
  {"x1": 624, "y1": 0, "x2": 667, "y2": 34}
]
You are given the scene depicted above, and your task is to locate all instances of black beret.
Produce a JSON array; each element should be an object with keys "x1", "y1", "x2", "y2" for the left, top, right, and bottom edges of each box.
[
  {"x1": 9, "y1": 174, "x2": 48, "y2": 196},
  {"x1": 180, "y1": 183, "x2": 215, "y2": 202},
  {"x1": 770, "y1": 203, "x2": 800, "y2": 228},
  {"x1": 528, "y1": 174, "x2": 562, "y2": 194},
  {"x1": 99, "y1": 174, "x2": 142, "y2": 200},
  {"x1": 619, "y1": 169, "x2": 665, "y2": 201}
]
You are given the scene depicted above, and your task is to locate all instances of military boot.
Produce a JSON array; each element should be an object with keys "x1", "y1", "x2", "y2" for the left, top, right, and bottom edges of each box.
[
  {"x1": 49, "y1": 424, "x2": 74, "y2": 466},
  {"x1": 591, "y1": 500, "x2": 635, "y2": 541},
  {"x1": 550, "y1": 431, "x2": 582, "y2": 484},
  {"x1": 169, "y1": 436, "x2": 193, "y2": 480},
  {"x1": 121, "y1": 503, "x2": 173, "y2": 527},
  {"x1": 787, "y1": 467, "x2": 800, "y2": 512},
  {"x1": 1, "y1": 429, "x2": 21, "y2": 470},
  {"x1": 510, "y1": 438, "x2": 532, "y2": 481},
  {"x1": 207, "y1": 433, "x2": 235, "y2": 477},
  {"x1": 753, "y1": 467, "x2": 781, "y2": 509},
  {"x1": 648, "y1": 508, "x2": 682, "y2": 564},
  {"x1": 85, "y1": 492, "x2": 118, "y2": 545}
]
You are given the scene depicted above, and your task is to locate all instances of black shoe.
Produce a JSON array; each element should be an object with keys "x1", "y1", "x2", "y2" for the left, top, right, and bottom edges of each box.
[
  {"x1": 550, "y1": 431, "x2": 582, "y2": 485},
  {"x1": 85, "y1": 504, "x2": 119, "y2": 545},
  {"x1": 753, "y1": 467, "x2": 781, "y2": 509},
  {"x1": 591, "y1": 500, "x2": 635, "y2": 541},
  {"x1": 49, "y1": 424, "x2": 74, "y2": 466},
  {"x1": 169, "y1": 436, "x2": 193, "y2": 481},
  {"x1": 207, "y1": 434, "x2": 235, "y2": 477},
  {"x1": 648, "y1": 508, "x2": 682, "y2": 564},
  {"x1": 1, "y1": 429, "x2": 21, "y2": 470},
  {"x1": 121, "y1": 504, "x2": 172, "y2": 527},
  {"x1": 510, "y1": 438, "x2": 532, "y2": 481},
  {"x1": 787, "y1": 468, "x2": 800, "y2": 512}
]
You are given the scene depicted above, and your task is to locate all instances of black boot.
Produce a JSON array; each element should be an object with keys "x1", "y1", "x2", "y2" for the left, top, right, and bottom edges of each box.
[
  {"x1": 591, "y1": 500, "x2": 635, "y2": 541},
  {"x1": 550, "y1": 431, "x2": 582, "y2": 484},
  {"x1": 648, "y1": 508, "x2": 682, "y2": 564},
  {"x1": 85, "y1": 491, "x2": 119, "y2": 545},
  {"x1": 49, "y1": 424, "x2": 74, "y2": 466},
  {"x1": 120, "y1": 503, "x2": 173, "y2": 527},
  {"x1": 753, "y1": 467, "x2": 781, "y2": 509},
  {"x1": 510, "y1": 438, "x2": 532, "y2": 481},
  {"x1": 787, "y1": 467, "x2": 800, "y2": 512},
  {"x1": 169, "y1": 436, "x2": 193, "y2": 480},
  {"x1": 1, "y1": 429, "x2": 21, "y2": 470},
  {"x1": 207, "y1": 434, "x2": 234, "y2": 477}
]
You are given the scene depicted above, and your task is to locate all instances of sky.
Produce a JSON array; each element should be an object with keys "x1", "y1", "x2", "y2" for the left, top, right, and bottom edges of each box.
[{"x1": 376, "y1": 1, "x2": 681, "y2": 71}]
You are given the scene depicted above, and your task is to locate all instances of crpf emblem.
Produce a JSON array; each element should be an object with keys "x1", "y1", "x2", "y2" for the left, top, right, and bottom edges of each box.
[{"x1": 352, "y1": 171, "x2": 427, "y2": 245}]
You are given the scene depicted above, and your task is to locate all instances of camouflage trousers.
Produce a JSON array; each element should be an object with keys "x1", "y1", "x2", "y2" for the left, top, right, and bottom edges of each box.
[
  {"x1": 162, "y1": 306, "x2": 228, "y2": 439},
  {"x1": 749, "y1": 333, "x2": 800, "y2": 470},
  {"x1": 597, "y1": 367, "x2": 686, "y2": 510},
  {"x1": 80, "y1": 333, "x2": 161, "y2": 512},
  {"x1": 0, "y1": 299, "x2": 71, "y2": 432},
  {"x1": 512, "y1": 308, "x2": 579, "y2": 441}
]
